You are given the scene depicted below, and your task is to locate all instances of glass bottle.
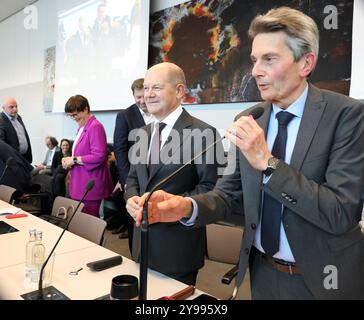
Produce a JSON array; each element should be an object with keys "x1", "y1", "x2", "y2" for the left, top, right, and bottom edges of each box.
[
  {"x1": 30, "y1": 231, "x2": 45, "y2": 286},
  {"x1": 24, "y1": 229, "x2": 36, "y2": 284}
]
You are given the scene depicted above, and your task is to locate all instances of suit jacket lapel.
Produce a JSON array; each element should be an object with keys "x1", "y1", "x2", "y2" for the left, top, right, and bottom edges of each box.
[
  {"x1": 135, "y1": 124, "x2": 151, "y2": 192},
  {"x1": 1, "y1": 112, "x2": 19, "y2": 143},
  {"x1": 74, "y1": 115, "x2": 95, "y2": 154},
  {"x1": 290, "y1": 85, "x2": 326, "y2": 170},
  {"x1": 131, "y1": 104, "x2": 146, "y2": 127},
  {"x1": 240, "y1": 102, "x2": 272, "y2": 217}
]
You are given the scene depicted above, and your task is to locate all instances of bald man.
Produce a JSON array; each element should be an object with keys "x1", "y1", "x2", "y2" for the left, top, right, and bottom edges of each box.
[
  {"x1": 0, "y1": 97, "x2": 32, "y2": 163},
  {"x1": 124, "y1": 62, "x2": 224, "y2": 285}
]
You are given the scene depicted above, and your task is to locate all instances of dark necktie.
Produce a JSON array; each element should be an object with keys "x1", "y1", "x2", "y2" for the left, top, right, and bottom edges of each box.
[
  {"x1": 148, "y1": 122, "x2": 166, "y2": 176},
  {"x1": 261, "y1": 111, "x2": 295, "y2": 256}
]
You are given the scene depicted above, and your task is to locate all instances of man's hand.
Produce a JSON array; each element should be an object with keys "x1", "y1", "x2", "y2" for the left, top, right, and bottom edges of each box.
[
  {"x1": 225, "y1": 115, "x2": 272, "y2": 171},
  {"x1": 126, "y1": 195, "x2": 144, "y2": 227},
  {"x1": 134, "y1": 190, "x2": 193, "y2": 227}
]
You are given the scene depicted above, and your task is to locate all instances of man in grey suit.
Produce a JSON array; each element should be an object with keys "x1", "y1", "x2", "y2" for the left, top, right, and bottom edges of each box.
[
  {"x1": 135, "y1": 8, "x2": 364, "y2": 299},
  {"x1": 0, "y1": 97, "x2": 32, "y2": 163},
  {"x1": 32, "y1": 136, "x2": 59, "y2": 176},
  {"x1": 125, "y1": 62, "x2": 223, "y2": 285}
]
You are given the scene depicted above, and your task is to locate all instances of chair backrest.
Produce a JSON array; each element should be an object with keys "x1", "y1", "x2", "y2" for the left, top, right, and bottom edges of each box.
[
  {"x1": 0, "y1": 185, "x2": 16, "y2": 203},
  {"x1": 51, "y1": 196, "x2": 84, "y2": 222},
  {"x1": 206, "y1": 222, "x2": 243, "y2": 265},
  {"x1": 68, "y1": 211, "x2": 107, "y2": 245}
]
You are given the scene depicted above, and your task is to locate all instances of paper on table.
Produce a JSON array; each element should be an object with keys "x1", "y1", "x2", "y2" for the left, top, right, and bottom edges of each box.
[{"x1": 0, "y1": 207, "x2": 22, "y2": 215}]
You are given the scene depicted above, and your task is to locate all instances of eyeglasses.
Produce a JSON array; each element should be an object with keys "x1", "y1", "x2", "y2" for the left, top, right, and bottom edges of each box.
[{"x1": 67, "y1": 112, "x2": 80, "y2": 119}]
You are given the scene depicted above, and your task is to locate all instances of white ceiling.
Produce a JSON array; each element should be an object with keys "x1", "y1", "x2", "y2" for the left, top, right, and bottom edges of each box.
[{"x1": 0, "y1": 0, "x2": 37, "y2": 23}]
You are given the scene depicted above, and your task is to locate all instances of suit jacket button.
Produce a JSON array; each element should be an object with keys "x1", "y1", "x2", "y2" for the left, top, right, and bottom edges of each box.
[
  {"x1": 285, "y1": 195, "x2": 290, "y2": 200},
  {"x1": 251, "y1": 223, "x2": 256, "y2": 230},
  {"x1": 281, "y1": 192, "x2": 287, "y2": 197},
  {"x1": 292, "y1": 200, "x2": 297, "y2": 204},
  {"x1": 244, "y1": 248, "x2": 249, "y2": 255}
]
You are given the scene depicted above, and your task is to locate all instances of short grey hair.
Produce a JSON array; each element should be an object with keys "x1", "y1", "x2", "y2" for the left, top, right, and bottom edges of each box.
[{"x1": 248, "y1": 7, "x2": 319, "y2": 61}]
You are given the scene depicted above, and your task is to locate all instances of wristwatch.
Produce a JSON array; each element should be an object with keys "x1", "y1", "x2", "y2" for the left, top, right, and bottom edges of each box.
[
  {"x1": 262, "y1": 157, "x2": 279, "y2": 176},
  {"x1": 73, "y1": 157, "x2": 78, "y2": 165}
]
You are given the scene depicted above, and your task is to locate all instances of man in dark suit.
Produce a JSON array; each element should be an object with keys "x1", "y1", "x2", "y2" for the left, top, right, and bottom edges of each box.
[
  {"x1": 0, "y1": 97, "x2": 32, "y2": 163},
  {"x1": 114, "y1": 78, "x2": 152, "y2": 190},
  {"x1": 113, "y1": 78, "x2": 152, "y2": 249},
  {"x1": 136, "y1": 8, "x2": 364, "y2": 299},
  {"x1": 124, "y1": 62, "x2": 223, "y2": 285}
]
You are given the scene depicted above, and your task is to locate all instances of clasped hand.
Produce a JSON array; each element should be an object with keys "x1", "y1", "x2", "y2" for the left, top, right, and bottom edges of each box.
[{"x1": 62, "y1": 156, "x2": 74, "y2": 169}]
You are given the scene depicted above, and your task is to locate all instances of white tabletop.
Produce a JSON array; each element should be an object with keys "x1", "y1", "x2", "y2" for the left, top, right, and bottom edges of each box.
[
  {"x1": 0, "y1": 245, "x2": 201, "y2": 300},
  {"x1": 0, "y1": 200, "x2": 203, "y2": 300},
  {"x1": 0, "y1": 201, "x2": 97, "y2": 269}
]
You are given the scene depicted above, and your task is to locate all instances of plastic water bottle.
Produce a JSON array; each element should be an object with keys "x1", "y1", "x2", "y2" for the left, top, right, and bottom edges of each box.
[
  {"x1": 30, "y1": 231, "x2": 45, "y2": 287},
  {"x1": 24, "y1": 229, "x2": 36, "y2": 286}
]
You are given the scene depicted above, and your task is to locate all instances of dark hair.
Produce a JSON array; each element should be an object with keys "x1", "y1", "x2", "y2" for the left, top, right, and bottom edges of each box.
[
  {"x1": 131, "y1": 78, "x2": 144, "y2": 94},
  {"x1": 47, "y1": 136, "x2": 58, "y2": 147},
  {"x1": 98, "y1": 3, "x2": 106, "y2": 12},
  {"x1": 65, "y1": 95, "x2": 90, "y2": 113},
  {"x1": 60, "y1": 138, "x2": 72, "y2": 156}
]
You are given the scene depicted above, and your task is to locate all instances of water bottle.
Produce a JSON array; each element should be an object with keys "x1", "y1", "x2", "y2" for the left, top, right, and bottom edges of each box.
[
  {"x1": 24, "y1": 229, "x2": 36, "y2": 286},
  {"x1": 30, "y1": 231, "x2": 45, "y2": 287}
]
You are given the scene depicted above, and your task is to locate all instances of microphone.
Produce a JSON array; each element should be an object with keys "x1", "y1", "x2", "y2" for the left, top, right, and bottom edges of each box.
[
  {"x1": 139, "y1": 106, "x2": 264, "y2": 299},
  {"x1": 0, "y1": 157, "x2": 16, "y2": 184},
  {"x1": 22, "y1": 179, "x2": 95, "y2": 300}
]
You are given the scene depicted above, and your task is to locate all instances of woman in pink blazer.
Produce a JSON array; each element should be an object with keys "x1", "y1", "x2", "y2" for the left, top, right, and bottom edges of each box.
[{"x1": 62, "y1": 95, "x2": 113, "y2": 216}]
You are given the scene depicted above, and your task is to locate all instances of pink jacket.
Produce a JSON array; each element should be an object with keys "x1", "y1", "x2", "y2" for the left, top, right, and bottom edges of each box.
[{"x1": 69, "y1": 115, "x2": 113, "y2": 201}]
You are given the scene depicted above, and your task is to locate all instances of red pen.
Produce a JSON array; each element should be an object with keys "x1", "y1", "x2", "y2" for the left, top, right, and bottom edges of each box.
[
  {"x1": 157, "y1": 285, "x2": 195, "y2": 300},
  {"x1": 5, "y1": 213, "x2": 28, "y2": 219}
]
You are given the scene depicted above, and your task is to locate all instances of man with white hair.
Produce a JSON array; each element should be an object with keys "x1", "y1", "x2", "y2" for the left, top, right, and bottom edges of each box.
[{"x1": 0, "y1": 97, "x2": 32, "y2": 163}]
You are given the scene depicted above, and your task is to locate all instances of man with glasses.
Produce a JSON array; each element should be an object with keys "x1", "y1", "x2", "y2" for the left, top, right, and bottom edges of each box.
[{"x1": 0, "y1": 97, "x2": 32, "y2": 163}]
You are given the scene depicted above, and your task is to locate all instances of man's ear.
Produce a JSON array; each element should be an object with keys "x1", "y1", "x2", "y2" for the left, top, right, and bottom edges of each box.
[
  {"x1": 299, "y1": 52, "x2": 317, "y2": 78},
  {"x1": 176, "y1": 83, "x2": 186, "y2": 99}
]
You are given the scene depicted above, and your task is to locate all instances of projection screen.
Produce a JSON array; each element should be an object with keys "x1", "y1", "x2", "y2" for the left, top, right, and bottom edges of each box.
[{"x1": 53, "y1": 0, "x2": 149, "y2": 112}]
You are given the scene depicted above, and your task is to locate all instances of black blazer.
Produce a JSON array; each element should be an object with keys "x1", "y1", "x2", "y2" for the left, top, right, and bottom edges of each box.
[
  {"x1": 125, "y1": 109, "x2": 224, "y2": 275},
  {"x1": 0, "y1": 139, "x2": 33, "y2": 191},
  {"x1": 50, "y1": 149, "x2": 64, "y2": 174},
  {"x1": 113, "y1": 104, "x2": 146, "y2": 187},
  {"x1": 0, "y1": 112, "x2": 32, "y2": 163}
]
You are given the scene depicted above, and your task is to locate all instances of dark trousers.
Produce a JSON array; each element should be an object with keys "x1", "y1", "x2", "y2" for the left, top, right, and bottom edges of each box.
[
  {"x1": 249, "y1": 246, "x2": 314, "y2": 300},
  {"x1": 52, "y1": 166, "x2": 68, "y2": 198}
]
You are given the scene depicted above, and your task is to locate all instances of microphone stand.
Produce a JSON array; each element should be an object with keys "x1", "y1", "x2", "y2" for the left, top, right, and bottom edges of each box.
[
  {"x1": 139, "y1": 106, "x2": 265, "y2": 300},
  {"x1": 139, "y1": 136, "x2": 224, "y2": 300},
  {"x1": 22, "y1": 180, "x2": 94, "y2": 300}
]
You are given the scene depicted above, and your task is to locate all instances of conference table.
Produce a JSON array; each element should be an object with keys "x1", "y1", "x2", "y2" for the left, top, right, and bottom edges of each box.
[{"x1": 0, "y1": 200, "x2": 203, "y2": 300}]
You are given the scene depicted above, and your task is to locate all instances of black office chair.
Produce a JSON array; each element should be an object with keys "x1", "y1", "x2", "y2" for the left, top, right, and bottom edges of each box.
[{"x1": 13, "y1": 183, "x2": 52, "y2": 216}]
